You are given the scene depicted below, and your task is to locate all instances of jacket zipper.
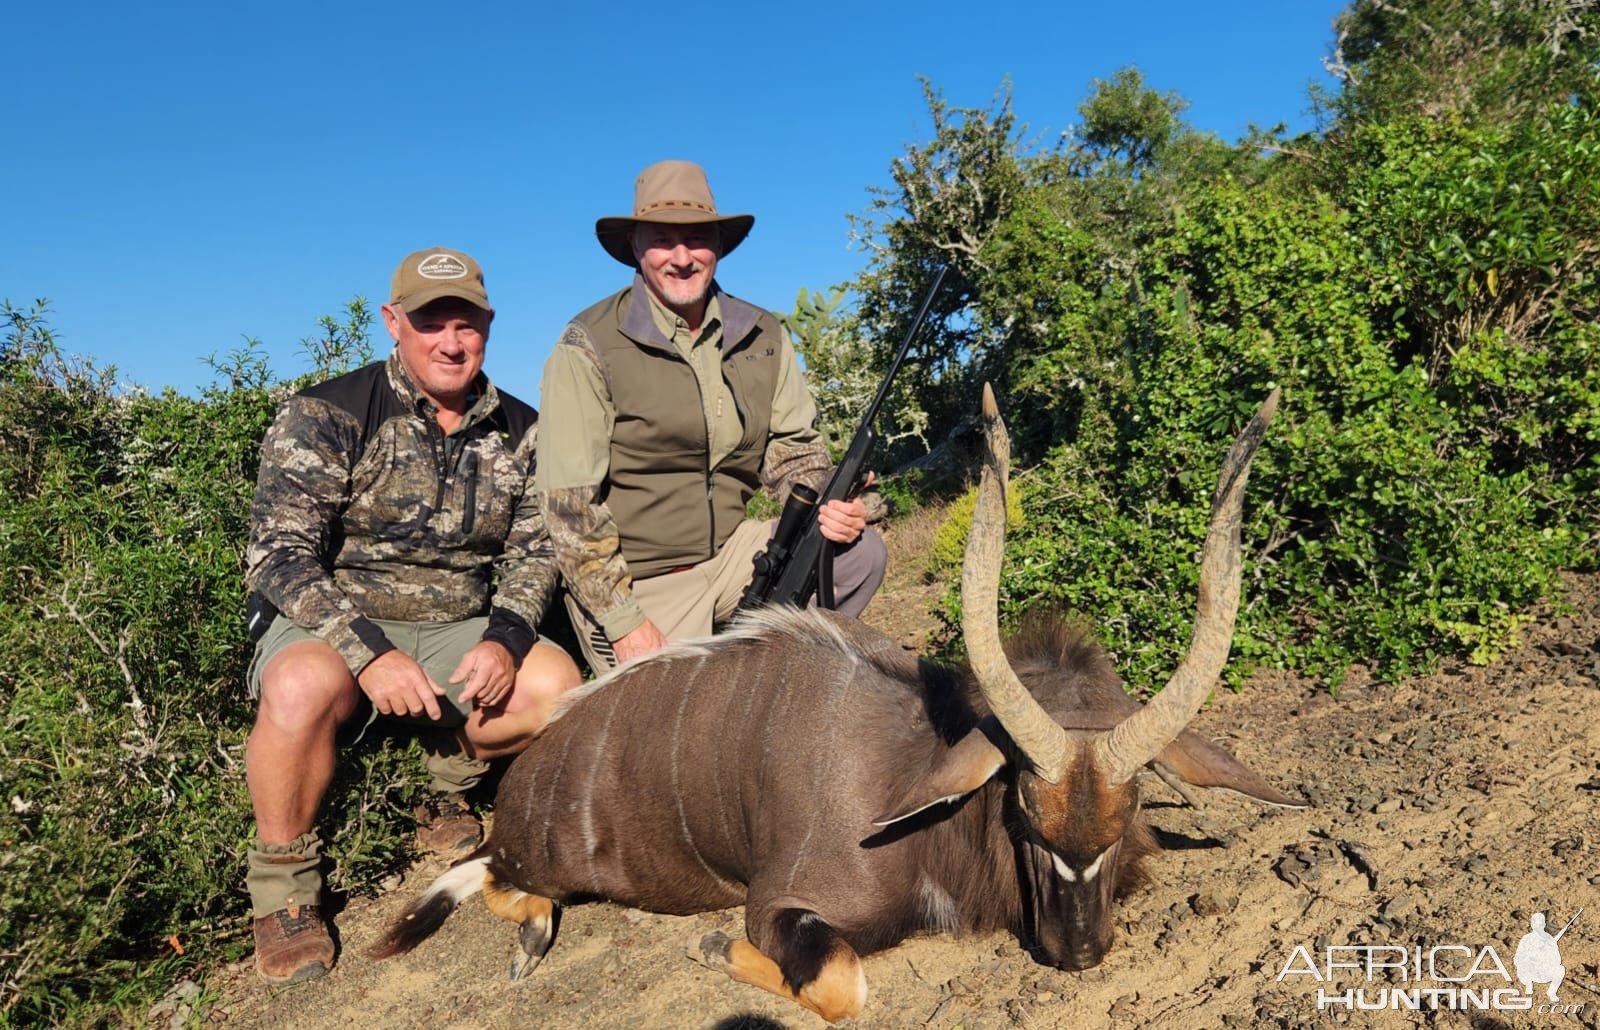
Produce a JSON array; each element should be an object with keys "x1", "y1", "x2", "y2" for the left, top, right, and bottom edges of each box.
[
  {"x1": 463, "y1": 451, "x2": 479, "y2": 535},
  {"x1": 425, "y1": 401, "x2": 483, "y2": 536},
  {"x1": 428, "y1": 418, "x2": 449, "y2": 520},
  {"x1": 686, "y1": 356, "x2": 716, "y2": 560}
]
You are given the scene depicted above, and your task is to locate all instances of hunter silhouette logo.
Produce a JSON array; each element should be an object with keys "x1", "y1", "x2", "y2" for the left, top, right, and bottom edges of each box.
[
  {"x1": 1515, "y1": 909, "x2": 1580, "y2": 1001},
  {"x1": 1275, "y1": 905, "x2": 1588, "y2": 1015}
]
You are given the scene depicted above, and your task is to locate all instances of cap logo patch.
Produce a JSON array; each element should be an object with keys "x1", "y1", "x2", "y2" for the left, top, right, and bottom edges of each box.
[{"x1": 416, "y1": 254, "x2": 469, "y2": 280}]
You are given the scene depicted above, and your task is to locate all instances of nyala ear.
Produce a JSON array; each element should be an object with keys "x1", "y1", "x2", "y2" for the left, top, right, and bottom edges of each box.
[
  {"x1": 1155, "y1": 728, "x2": 1308, "y2": 809},
  {"x1": 874, "y1": 722, "x2": 1007, "y2": 827}
]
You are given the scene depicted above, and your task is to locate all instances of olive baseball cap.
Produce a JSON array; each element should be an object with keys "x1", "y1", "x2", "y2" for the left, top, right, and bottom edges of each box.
[{"x1": 389, "y1": 247, "x2": 491, "y2": 312}]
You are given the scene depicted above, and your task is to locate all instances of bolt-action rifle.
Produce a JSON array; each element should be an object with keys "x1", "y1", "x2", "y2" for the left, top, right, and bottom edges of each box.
[{"x1": 738, "y1": 264, "x2": 949, "y2": 612}]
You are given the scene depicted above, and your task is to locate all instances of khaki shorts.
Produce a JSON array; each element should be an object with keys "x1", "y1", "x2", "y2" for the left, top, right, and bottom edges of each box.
[
  {"x1": 566, "y1": 517, "x2": 887, "y2": 673},
  {"x1": 248, "y1": 615, "x2": 527, "y2": 745}
]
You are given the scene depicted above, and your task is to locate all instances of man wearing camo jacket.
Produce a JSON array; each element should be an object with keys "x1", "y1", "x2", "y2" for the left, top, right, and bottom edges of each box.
[{"x1": 242, "y1": 246, "x2": 580, "y2": 985}]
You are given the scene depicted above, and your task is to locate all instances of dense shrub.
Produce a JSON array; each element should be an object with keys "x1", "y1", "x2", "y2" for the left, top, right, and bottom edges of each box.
[
  {"x1": 0, "y1": 302, "x2": 431, "y2": 1025},
  {"x1": 928, "y1": 483, "x2": 1024, "y2": 572},
  {"x1": 933, "y1": 167, "x2": 1588, "y2": 689},
  {"x1": 855, "y1": 23, "x2": 1597, "y2": 689}
]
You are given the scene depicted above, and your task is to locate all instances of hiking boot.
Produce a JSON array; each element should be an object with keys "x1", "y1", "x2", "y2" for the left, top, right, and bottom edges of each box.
[
  {"x1": 415, "y1": 794, "x2": 482, "y2": 855},
  {"x1": 253, "y1": 904, "x2": 334, "y2": 985}
]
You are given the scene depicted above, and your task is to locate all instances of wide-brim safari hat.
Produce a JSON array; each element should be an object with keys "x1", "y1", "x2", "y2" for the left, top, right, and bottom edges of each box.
[{"x1": 595, "y1": 160, "x2": 755, "y2": 267}]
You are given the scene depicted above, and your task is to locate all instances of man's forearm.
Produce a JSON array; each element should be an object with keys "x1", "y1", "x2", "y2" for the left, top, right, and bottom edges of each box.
[
  {"x1": 247, "y1": 548, "x2": 395, "y2": 674},
  {"x1": 760, "y1": 437, "x2": 833, "y2": 501},
  {"x1": 486, "y1": 493, "x2": 560, "y2": 663},
  {"x1": 540, "y1": 485, "x2": 646, "y2": 640}
]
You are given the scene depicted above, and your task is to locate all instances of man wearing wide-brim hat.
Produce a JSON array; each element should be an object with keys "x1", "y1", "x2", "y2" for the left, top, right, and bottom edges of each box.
[{"x1": 536, "y1": 160, "x2": 886, "y2": 671}]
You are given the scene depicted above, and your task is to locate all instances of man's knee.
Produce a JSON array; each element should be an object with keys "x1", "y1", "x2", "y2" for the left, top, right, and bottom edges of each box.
[
  {"x1": 257, "y1": 643, "x2": 359, "y2": 731},
  {"x1": 833, "y1": 528, "x2": 887, "y2": 615},
  {"x1": 464, "y1": 643, "x2": 584, "y2": 750},
  {"x1": 514, "y1": 644, "x2": 583, "y2": 706},
  {"x1": 512, "y1": 649, "x2": 582, "y2": 719},
  {"x1": 854, "y1": 528, "x2": 888, "y2": 581}
]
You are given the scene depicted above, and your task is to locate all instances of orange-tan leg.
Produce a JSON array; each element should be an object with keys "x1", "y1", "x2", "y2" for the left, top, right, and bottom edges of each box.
[
  {"x1": 482, "y1": 872, "x2": 558, "y2": 979},
  {"x1": 692, "y1": 929, "x2": 867, "y2": 1023}
]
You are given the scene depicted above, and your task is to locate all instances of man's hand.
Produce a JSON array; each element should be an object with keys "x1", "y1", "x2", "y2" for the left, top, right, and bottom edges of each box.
[
  {"x1": 358, "y1": 650, "x2": 446, "y2": 720},
  {"x1": 612, "y1": 619, "x2": 668, "y2": 665},
  {"x1": 817, "y1": 497, "x2": 869, "y2": 544},
  {"x1": 451, "y1": 640, "x2": 517, "y2": 709}
]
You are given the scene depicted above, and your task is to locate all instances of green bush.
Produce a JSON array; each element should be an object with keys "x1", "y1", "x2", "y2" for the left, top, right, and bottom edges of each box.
[
  {"x1": 933, "y1": 161, "x2": 1587, "y2": 689},
  {"x1": 864, "y1": 43, "x2": 1597, "y2": 690},
  {"x1": 928, "y1": 482, "x2": 1024, "y2": 572},
  {"x1": 0, "y1": 301, "x2": 430, "y2": 1025}
]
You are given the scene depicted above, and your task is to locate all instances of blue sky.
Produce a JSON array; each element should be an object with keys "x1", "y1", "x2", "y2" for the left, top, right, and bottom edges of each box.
[{"x1": 5, "y1": 1, "x2": 1346, "y2": 404}]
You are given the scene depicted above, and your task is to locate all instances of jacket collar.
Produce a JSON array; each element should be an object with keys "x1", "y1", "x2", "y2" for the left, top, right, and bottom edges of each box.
[{"x1": 619, "y1": 275, "x2": 764, "y2": 357}]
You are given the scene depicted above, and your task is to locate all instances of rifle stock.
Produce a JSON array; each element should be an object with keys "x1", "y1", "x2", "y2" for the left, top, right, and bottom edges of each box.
[{"x1": 738, "y1": 265, "x2": 948, "y2": 612}]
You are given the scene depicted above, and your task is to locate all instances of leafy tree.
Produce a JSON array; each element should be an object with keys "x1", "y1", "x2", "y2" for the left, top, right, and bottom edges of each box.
[
  {"x1": 1323, "y1": 0, "x2": 1600, "y2": 126},
  {"x1": 843, "y1": 79, "x2": 1034, "y2": 467},
  {"x1": 853, "y1": 0, "x2": 1596, "y2": 685}
]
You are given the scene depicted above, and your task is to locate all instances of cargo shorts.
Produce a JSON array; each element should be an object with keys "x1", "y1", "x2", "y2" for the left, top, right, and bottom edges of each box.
[{"x1": 248, "y1": 614, "x2": 506, "y2": 745}]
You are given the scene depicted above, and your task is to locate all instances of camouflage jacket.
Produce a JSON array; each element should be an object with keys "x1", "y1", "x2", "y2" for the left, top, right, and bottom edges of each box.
[{"x1": 246, "y1": 351, "x2": 555, "y2": 675}]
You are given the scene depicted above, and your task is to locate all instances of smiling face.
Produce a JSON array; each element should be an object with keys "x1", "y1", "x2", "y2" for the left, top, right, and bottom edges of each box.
[
  {"x1": 630, "y1": 222, "x2": 721, "y2": 329},
  {"x1": 381, "y1": 297, "x2": 493, "y2": 411}
]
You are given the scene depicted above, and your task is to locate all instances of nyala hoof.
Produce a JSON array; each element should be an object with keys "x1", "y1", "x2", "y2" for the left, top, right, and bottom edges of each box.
[
  {"x1": 689, "y1": 930, "x2": 735, "y2": 971},
  {"x1": 508, "y1": 920, "x2": 553, "y2": 981}
]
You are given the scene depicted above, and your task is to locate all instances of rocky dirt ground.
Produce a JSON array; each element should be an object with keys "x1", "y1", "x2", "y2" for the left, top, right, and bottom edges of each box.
[{"x1": 196, "y1": 520, "x2": 1600, "y2": 1030}]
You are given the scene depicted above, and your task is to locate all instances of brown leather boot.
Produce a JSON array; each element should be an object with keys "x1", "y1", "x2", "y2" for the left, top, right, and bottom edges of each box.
[
  {"x1": 415, "y1": 794, "x2": 482, "y2": 856},
  {"x1": 253, "y1": 903, "x2": 334, "y2": 985}
]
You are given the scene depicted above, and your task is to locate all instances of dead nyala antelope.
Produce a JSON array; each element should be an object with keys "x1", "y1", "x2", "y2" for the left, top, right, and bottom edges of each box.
[{"x1": 370, "y1": 384, "x2": 1303, "y2": 1022}]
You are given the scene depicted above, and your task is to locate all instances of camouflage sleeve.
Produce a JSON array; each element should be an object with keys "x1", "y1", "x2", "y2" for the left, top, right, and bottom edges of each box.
[
  {"x1": 539, "y1": 485, "x2": 645, "y2": 641},
  {"x1": 535, "y1": 328, "x2": 647, "y2": 641},
  {"x1": 760, "y1": 326, "x2": 834, "y2": 500},
  {"x1": 481, "y1": 424, "x2": 558, "y2": 663},
  {"x1": 245, "y1": 396, "x2": 396, "y2": 674}
]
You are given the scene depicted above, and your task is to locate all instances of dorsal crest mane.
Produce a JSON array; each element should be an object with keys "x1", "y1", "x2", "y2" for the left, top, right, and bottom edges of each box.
[
  {"x1": 718, "y1": 604, "x2": 858, "y2": 653},
  {"x1": 544, "y1": 607, "x2": 899, "y2": 727},
  {"x1": 1002, "y1": 610, "x2": 1112, "y2": 676}
]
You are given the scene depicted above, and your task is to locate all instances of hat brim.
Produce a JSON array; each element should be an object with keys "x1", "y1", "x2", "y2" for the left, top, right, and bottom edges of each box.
[
  {"x1": 595, "y1": 213, "x2": 755, "y2": 267},
  {"x1": 392, "y1": 286, "x2": 493, "y2": 313}
]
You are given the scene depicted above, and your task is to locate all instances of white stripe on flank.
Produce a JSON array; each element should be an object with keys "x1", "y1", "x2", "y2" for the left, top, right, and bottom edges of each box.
[
  {"x1": 671, "y1": 654, "x2": 736, "y2": 891},
  {"x1": 784, "y1": 657, "x2": 860, "y2": 892},
  {"x1": 542, "y1": 729, "x2": 577, "y2": 861},
  {"x1": 579, "y1": 706, "x2": 610, "y2": 878}
]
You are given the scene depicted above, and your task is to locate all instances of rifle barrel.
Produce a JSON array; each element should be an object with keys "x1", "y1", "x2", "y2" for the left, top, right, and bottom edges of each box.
[{"x1": 857, "y1": 264, "x2": 949, "y2": 430}]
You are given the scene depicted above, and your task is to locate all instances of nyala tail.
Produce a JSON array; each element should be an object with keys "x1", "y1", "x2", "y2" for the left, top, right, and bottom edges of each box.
[{"x1": 366, "y1": 856, "x2": 488, "y2": 959}]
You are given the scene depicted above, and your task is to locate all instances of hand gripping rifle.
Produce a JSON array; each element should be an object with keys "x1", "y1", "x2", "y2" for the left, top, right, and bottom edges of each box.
[{"x1": 738, "y1": 264, "x2": 949, "y2": 612}]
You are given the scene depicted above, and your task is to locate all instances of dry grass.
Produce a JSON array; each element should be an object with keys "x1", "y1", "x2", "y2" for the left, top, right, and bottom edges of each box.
[{"x1": 862, "y1": 498, "x2": 957, "y2": 648}]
